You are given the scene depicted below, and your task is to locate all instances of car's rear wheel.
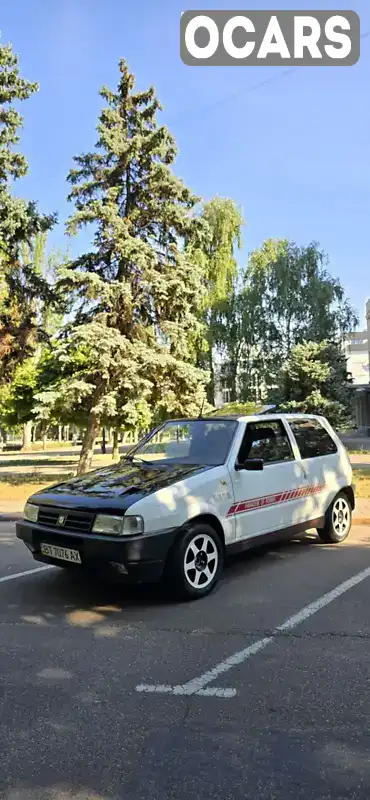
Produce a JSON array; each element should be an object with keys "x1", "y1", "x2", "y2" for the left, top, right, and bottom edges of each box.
[
  {"x1": 164, "y1": 523, "x2": 224, "y2": 601},
  {"x1": 317, "y1": 491, "x2": 352, "y2": 543}
]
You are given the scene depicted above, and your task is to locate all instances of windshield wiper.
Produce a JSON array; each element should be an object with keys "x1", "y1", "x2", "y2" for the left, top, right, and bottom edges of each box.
[{"x1": 123, "y1": 454, "x2": 153, "y2": 466}]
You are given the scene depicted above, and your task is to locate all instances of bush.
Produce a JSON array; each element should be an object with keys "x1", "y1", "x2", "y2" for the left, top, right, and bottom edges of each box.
[
  {"x1": 279, "y1": 391, "x2": 354, "y2": 432},
  {"x1": 212, "y1": 402, "x2": 261, "y2": 417}
]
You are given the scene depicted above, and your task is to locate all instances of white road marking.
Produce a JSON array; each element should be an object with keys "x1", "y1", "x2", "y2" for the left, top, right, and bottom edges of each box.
[
  {"x1": 197, "y1": 687, "x2": 236, "y2": 698},
  {"x1": 171, "y1": 637, "x2": 272, "y2": 696},
  {"x1": 0, "y1": 566, "x2": 54, "y2": 584},
  {"x1": 275, "y1": 567, "x2": 370, "y2": 631},
  {"x1": 136, "y1": 566, "x2": 370, "y2": 698},
  {"x1": 136, "y1": 683, "x2": 237, "y2": 698},
  {"x1": 136, "y1": 684, "x2": 174, "y2": 694}
]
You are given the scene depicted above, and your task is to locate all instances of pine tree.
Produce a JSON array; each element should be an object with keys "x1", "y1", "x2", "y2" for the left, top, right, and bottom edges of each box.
[
  {"x1": 6, "y1": 235, "x2": 67, "y2": 450},
  {"x1": 0, "y1": 39, "x2": 57, "y2": 383},
  {"x1": 278, "y1": 340, "x2": 354, "y2": 429},
  {"x1": 59, "y1": 59, "x2": 207, "y2": 474}
]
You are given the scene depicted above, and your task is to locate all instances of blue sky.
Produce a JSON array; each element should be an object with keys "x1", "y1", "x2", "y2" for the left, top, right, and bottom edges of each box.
[{"x1": 2, "y1": 0, "x2": 370, "y2": 324}]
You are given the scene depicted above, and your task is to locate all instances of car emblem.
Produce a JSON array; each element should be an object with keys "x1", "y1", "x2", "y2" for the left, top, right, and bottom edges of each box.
[{"x1": 56, "y1": 514, "x2": 67, "y2": 526}]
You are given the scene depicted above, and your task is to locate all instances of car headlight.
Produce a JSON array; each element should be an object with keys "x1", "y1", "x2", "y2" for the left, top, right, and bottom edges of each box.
[
  {"x1": 92, "y1": 514, "x2": 144, "y2": 536},
  {"x1": 24, "y1": 503, "x2": 39, "y2": 523}
]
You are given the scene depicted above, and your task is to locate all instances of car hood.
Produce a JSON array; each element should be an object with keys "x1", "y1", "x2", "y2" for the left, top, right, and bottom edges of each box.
[{"x1": 29, "y1": 461, "x2": 213, "y2": 514}]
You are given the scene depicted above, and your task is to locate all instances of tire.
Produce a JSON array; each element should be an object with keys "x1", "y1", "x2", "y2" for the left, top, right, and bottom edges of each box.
[
  {"x1": 317, "y1": 491, "x2": 352, "y2": 544},
  {"x1": 164, "y1": 523, "x2": 224, "y2": 601}
]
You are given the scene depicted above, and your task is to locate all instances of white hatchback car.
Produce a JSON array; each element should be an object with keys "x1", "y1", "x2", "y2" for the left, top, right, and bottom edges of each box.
[{"x1": 17, "y1": 413, "x2": 354, "y2": 600}]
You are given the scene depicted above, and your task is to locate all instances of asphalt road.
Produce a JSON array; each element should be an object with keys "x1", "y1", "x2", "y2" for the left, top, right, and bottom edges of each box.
[{"x1": 1, "y1": 522, "x2": 370, "y2": 799}]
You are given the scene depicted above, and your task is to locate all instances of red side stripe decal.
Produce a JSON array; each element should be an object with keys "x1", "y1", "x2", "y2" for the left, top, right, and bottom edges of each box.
[{"x1": 227, "y1": 484, "x2": 324, "y2": 517}]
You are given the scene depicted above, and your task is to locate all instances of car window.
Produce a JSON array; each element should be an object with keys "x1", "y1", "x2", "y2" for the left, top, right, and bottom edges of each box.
[
  {"x1": 238, "y1": 420, "x2": 293, "y2": 464},
  {"x1": 132, "y1": 419, "x2": 237, "y2": 466},
  {"x1": 289, "y1": 418, "x2": 337, "y2": 458}
]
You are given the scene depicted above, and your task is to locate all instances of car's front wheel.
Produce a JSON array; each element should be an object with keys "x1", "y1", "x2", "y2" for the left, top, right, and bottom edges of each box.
[
  {"x1": 317, "y1": 491, "x2": 352, "y2": 543},
  {"x1": 165, "y1": 523, "x2": 224, "y2": 601}
]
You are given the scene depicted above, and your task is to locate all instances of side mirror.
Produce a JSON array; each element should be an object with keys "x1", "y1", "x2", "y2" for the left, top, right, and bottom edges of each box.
[{"x1": 235, "y1": 458, "x2": 264, "y2": 472}]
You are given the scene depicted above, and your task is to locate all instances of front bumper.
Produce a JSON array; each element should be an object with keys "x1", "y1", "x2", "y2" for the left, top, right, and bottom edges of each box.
[{"x1": 16, "y1": 520, "x2": 178, "y2": 583}]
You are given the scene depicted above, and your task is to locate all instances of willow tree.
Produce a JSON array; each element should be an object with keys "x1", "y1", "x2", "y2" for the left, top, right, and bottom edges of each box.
[
  {"x1": 186, "y1": 197, "x2": 244, "y2": 404},
  {"x1": 59, "y1": 59, "x2": 207, "y2": 474},
  {"x1": 246, "y1": 239, "x2": 358, "y2": 395}
]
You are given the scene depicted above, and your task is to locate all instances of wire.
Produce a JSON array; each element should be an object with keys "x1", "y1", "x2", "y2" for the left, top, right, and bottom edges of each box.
[
  {"x1": 170, "y1": 67, "x2": 295, "y2": 123},
  {"x1": 171, "y1": 28, "x2": 370, "y2": 124},
  {"x1": 197, "y1": 67, "x2": 295, "y2": 112}
]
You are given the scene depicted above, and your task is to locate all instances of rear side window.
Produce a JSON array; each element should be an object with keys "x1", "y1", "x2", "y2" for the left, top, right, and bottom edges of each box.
[
  {"x1": 289, "y1": 419, "x2": 337, "y2": 459},
  {"x1": 238, "y1": 420, "x2": 293, "y2": 464}
]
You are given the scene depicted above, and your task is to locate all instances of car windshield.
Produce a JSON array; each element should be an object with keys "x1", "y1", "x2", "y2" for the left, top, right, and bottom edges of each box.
[{"x1": 128, "y1": 419, "x2": 238, "y2": 466}]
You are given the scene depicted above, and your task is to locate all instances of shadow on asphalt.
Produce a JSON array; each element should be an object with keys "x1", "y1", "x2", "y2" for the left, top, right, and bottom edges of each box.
[
  {"x1": 5, "y1": 531, "x2": 370, "y2": 632},
  {"x1": 2, "y1": 536, "x2": 370, "y2": 800}
]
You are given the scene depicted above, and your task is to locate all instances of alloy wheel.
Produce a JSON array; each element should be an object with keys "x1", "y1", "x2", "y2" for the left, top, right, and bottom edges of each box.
[
  {"x1": 332, "y1": 497, "x2": 350, "y2": 538},
  {"x1": 184, "y1": 534, "x2": 219, "y2": 589}
]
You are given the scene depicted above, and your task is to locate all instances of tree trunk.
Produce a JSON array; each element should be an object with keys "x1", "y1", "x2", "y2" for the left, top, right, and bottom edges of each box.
[
  {"x1": 207, "y1": 345, "x2": 215, "y2": 406},
  {"x1": 21, "y1": 421, "x2": 33, "y2": 452},
  {"x1": 41, "y1": 423, "x2": 49, "y2": 452},
  {"x1": 58, "y1": 425, "x2": 63, "y2": 443},
  {"x1": 0, "y1": 428, "x2": 6, "y2": 451},
  {"x1": 101, "y1": 427, "x2": 106, "y2": 454},
  {"x1": 77, "y1": 413, "x2": 100, "y2": 475},
  {"x1": 230, "y1": 365, "x2": 238, "y2": 402},
  {"x1": 112, "y1": 428, "x2": 119, "y2": 460}
]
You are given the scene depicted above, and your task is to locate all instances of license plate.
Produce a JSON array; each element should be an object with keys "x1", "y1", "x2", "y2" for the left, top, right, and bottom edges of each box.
[{"x1": 40, "y1": 543, "x2": 81, "y2": 564}]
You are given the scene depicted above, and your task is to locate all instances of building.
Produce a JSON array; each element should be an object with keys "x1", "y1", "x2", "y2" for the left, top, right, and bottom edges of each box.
[
  {"x1": 213, "y1": 349, "x2": 265, "y2": 409},
  {"x1": 347, "y1": 300, "x2": 370, "y2": 434},
  {"x1": 344, "y1": 329, "x2": 369, "y2": 386}
]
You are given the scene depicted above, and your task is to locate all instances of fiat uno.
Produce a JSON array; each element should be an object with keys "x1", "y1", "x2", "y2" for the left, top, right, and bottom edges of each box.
[{"x1": 16, "y1": 414, "x2": 354, "y2": 600}]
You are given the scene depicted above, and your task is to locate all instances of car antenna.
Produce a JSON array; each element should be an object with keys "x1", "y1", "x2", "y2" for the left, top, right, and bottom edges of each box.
[
  {"x1": 257, "y1": 404, "x2": 277, "y2": 415},
  {"x1": 198, "y1": 397, "x2": 206, "y2": 419}
]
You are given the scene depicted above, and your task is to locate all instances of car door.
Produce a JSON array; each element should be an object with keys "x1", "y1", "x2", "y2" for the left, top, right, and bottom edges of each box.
[
  {"x1": 229, "y1": 418, "x2": 310, "y2": 541},
  {"x1": 286, "y1": 417, "x2": 342, "y2": 517}
]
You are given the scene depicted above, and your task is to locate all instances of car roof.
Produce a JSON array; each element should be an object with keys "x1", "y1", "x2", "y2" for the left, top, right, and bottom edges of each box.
[
  {"x1": 163, "y1": 413, "x2": 326, "y2": 424},
  {"x1": 234, "y1": 413, "x2": 326, "y2": 423}
]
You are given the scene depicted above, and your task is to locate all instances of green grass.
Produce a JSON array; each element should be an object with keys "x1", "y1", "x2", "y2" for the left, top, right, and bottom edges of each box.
[
  {"x1": 1, "y1": 441, "x2": 82, "y2": 453},
  {"x1": 0, "y1": 457, "x2": 77, "y2": 468},
  {"x1": 352, "y1": 468, "x2": 370, "y2": 498},
  {"x1": 0, "y1": 472, "x2": 74, "y2": 486},
  {"x1": 0, "y1": 473, "x2": 75, "y2": 503},
  {"x1": 28, "y1": 441, "x2": 82, "y2": 451}
]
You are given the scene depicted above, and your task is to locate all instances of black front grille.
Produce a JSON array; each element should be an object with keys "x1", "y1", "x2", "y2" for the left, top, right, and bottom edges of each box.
[{"x1": 37, "y1": 506, "x2": 94, "y2": 534}]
